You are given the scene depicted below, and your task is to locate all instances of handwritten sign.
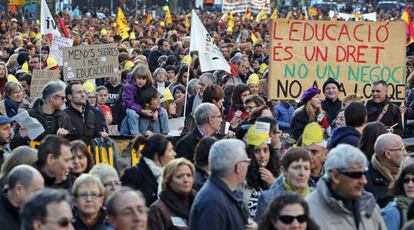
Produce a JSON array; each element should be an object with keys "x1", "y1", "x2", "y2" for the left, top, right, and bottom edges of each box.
[
  {"x1": 31, "y1": 70, "x2": 61, "y2": 99},
  {"x1": 222, "y1": 0, "x2": 270, "y2": 13},
  {"x1": 268, "y1": 20, "x2": 406, "y2": 101},
  {"x1": 50, "y1": 35, "x2": 73, "y2": 66},
  {"x1": 62, "y1": 44, "x2": 120, "y2": 81}
]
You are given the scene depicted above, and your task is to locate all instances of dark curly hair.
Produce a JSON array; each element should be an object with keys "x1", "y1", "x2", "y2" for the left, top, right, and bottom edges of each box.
[{"x1": 245, "y1": 143, "x2": 280, "y2": 189}]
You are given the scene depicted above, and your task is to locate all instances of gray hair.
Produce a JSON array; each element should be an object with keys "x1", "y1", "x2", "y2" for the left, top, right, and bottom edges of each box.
[
  {"x1": 7, "y1": 165, "x2": 36, "y2": 190},
  {"x1": 106, "y1": 187, "x2": 146, "y2": 217},
  {"x1": 89, "y1": 163, "x2": 119, "y2": 182},
  {"x1": 194, "y1": 103, "x2": 215, "y2": 126},
  {"x1": 41, "y1": 80, "x2": 66, "y2": 101},
  {"x1": 187, "y1": 78, "x2": 200, "y2": 95},
  {"x1": 374, "y1": 133, "x2": 400, "y2": 157},
  {"x1": 324, "y1": 144, "x2": 367, "y2": 179},
  {"x1": 230, "y1": 53, "x2": 243, "y2": 65},
  {"x1": 209, "y1": 139, "x2": 246, "y2": 177},
  {"x1": 200, "y1": 72, "x2": 215, "y2": 85}
]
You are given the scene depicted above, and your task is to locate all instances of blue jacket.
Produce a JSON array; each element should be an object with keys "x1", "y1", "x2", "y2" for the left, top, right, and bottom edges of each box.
[
  {"x1": 189, "y1": 175, "x2": 249, "y2": 230},
  {"x1": 327, "y1": 126, "x2": 361, "y2": 150},
  {"x1": 255, "y1": 176, "x2": 286, "y2": 222},
  {"x1": 120, "y1": 108, "x2": 169, "y2": 136},
  {"x1": 381, "y1": 201, "x2": 401, "y2": 230},
  {"x1": 274, "y1": 102, "x2": 294, "y2": 132}
]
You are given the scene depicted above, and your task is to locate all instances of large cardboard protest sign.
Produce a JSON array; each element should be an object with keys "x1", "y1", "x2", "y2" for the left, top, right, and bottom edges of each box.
[
  {"x1": 31, "y1": 70, "x2": 60, "y2": 99},
  {"x1": 62, "y1": 44, "x2": 120, "y2": 81},
  {"x1": 50, "y1": 36, "x2": 73, "y2": 66},
  {"x1": 268, "y1": 20, "x2": 406, "y2": 101},
  {"x1": 222, "y1": 0, "x2": 270, "y2": 14}
]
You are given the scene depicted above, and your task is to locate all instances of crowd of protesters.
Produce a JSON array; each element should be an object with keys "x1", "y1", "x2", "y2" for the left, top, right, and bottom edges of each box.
[{"x1": 0, "y1": 3, "x2": 414, "y2": 230}]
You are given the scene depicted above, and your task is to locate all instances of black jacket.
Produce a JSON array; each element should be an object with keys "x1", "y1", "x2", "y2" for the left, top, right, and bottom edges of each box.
[
  {"x1": 175, "y1": 128, "x2": 204, "y2": 162},
  {"x1": 11, "y1": 99, "x2": 71, "y2": 149},
  {"x1": 120, "y1": 159, "x2": 158, "y2": 206},
  {"x1": 0, "y1": 191, "x2": 20, "y2": 230},
  {"x1": 364, "y1": 161, "x2": 392, "y2": 208},
  {"x1": 290, "y1": 108, "x2": 311, "y2": 141},
  {"x1": 33, "y1": 161, "x2": 73, "y2": 191},
  {"x1": 64, "y1": 104, "x2": 101, "y2": 146},
  {"x1": 366, "y1": 99, "x2": 402, "y2": 135},
  {"x1": 73, "y1": 208, "x2": 106, "y2": 230},
  {"x1": 321, "y1": 99, "x2": 342, "y2": 125}
]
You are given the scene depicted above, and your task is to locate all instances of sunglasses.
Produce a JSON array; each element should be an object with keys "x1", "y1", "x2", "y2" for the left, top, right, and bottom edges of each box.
[
  {"x1": 337, "y1": 169, "x2": 368, "y2": 179},
  {"x1": 403, "y1": 178, "x2": 414, "y2": 184},
  {"x1": 278, "y1": 214, "x2": 307, "y2": 224}
]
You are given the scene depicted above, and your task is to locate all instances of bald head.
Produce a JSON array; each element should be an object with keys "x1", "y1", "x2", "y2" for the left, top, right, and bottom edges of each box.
[
  {"x1": 374, "y1": 133, "x2": 407, "y2": 168},
  {"x1": 7, "y1": 165, "x2": 44, "y2": 207},
  {"x1": 374, "y1": 133, "x2": 402, "y2": 157}
]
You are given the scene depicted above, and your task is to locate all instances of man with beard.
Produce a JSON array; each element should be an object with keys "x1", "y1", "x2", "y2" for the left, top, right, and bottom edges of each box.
[
  {"x1": 0, "y1": 116, "x2": 13, "y2": 167},
  {"x1": 148, "y1": 38, "x2": 171, "y2": 72},
  {"x1": 366, "y1": 80, "x2": 403, "y2": 135},
  {"x1": 64, "y1": 81, "x2": 102, "y2": 145}
]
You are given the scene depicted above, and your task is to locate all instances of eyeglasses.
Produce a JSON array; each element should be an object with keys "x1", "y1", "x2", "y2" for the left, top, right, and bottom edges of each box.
[
  {"x1": 103, "y1": 181, "x2": 122, "y2": 188},
  {"x1": 75, "y1": 192, "x2": 102, "y2": 199},
  {"x1": 278, "y1": 214, "x2": 307, "y2": 224},
  {"x1": 54, "y1": 95, "x2": 66, "y2": 100},
  {"x1": 388, "y1": 146, "x2": 406, "y2": 152},
  {"x1": 237, "y1": 158, "x2": 251, "y2": 165},
  {"x1": 403, "y1": 178, "x2": 414, "y2": 184},
  {"x1": 337, "y1": 169, "x2": 368, "y2": 179},
  {"x1": 272, "y1": 130, "x2": 282, "y2": 135},
  {"x1": 44, "y1": 218, "x2": 75, "y2": 227},
  {"x1": 371, "y1": 90, "x2": 382, "y2": 93}
]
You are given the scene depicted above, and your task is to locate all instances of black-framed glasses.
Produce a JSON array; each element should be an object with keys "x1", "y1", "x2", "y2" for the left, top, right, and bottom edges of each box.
[
  {"x1": 44, "y1": 218, "x2": 75, "y2": 227},
  {"x1": 388, "y1": 146, "x2": 406, "y2": 152},
  {"x1": 54, "y1": 95, "x2": 66, "y2": 100},
  {"x1": 278, "y1": 214, "x2": 307, "y2": 224},
  {"x1": 337, "y1": 168, "x2": 368, "y2": 179},
  {"x1": 403, "y1": 177, "x2": 414, "y2": 184}
]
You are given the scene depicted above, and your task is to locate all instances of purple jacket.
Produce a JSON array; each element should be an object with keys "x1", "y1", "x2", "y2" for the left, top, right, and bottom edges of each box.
[{"x1": 122, "y1": 82, "x2": 142, "y2": 113}]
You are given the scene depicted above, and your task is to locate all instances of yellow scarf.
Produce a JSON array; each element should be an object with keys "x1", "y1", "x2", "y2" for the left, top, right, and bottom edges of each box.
[
  {"x1": 283, "y1": 178, "x2": 310, "y2": 198},
  {"x1": 372, "y1": 153, "x2": 399, "y2": 183}
]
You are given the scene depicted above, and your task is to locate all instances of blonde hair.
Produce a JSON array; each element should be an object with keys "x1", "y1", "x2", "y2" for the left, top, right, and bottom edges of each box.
[
  {"x1": 130, "y1": 65, "x2": 153, "y2": 86},
  {"x1": 304, "y1": 100, "x2": 323, "y2": 122},
  {"x1": 162, "y1": 158, "x2": 195, "y2": 191},
  {"x1": 72, "y1": 173, "x2": 105, "y2": 196},
  {"x1": 5, "y1": 81, "x2": 22, "y2": 97},
  {"x1": 342, "y1": 94, "x2": 363, "y2": 108}
]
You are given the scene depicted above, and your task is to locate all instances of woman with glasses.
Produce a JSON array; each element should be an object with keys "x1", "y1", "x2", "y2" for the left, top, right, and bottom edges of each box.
[
  {"x1": 258, "y1": 193, "x2": 319, "y2": 230},
  {"x1": 90, "y1": 163, "x2": 122, "y2": 201},
  {"x1": 255, "y1": 147, "x2": 312, "y2": 221},
  {"x1": 382, "y1": 164, "x2": 414, "y2": 230},
  {"x1": 148, "y1": 158, "x2": 196, "y2": 230},
  {"x1": 72, "y1": 174, "x2": 106, "y2": 230}
]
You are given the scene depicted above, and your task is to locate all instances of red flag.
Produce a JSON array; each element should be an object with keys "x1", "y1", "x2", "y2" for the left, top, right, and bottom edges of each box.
[
  {"x1": 401, "y1": 6, "x2": 414, "y2": 44},
  {"x1": 56, "y1": 15, "x2": 70, "y2": 38}
]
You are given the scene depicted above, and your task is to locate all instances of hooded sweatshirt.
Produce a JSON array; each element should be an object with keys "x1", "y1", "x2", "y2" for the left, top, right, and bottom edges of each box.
[{"x1": 327, "y1": 126, "x2": 361, "y2": 149}]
